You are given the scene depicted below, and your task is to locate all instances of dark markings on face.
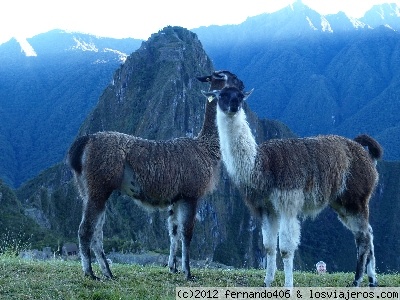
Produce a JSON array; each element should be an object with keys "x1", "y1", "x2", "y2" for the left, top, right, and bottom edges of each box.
[{"x1": 217, "y1": 87, "x2": 246, "y2": 114}]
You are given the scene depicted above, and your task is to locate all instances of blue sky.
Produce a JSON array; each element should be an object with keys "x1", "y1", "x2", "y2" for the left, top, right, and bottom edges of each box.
[{"x1": 1, "y1": 0, "x2": 398, "y2": 45}]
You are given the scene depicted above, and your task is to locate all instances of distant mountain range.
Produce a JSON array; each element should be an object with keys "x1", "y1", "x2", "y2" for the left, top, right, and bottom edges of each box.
[
  {"x1": 193, "y1": 1, "x2": 400, "y2": 161},
  {"x1": 194, "y1": 1, "x2": 400, "y2": 42}
]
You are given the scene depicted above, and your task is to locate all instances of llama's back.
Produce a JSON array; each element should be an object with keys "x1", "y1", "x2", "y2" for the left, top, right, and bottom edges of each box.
[
  {"x1": 125, "y1": 136, "x2": 220, "y2": 201},
  {"x1": 68, "y1": 131, "x2": 220, "y2": 205},
  {"x1": 250, "y1": 135, "x2": 378, "y2": 215},
  {"x1": 254, "y1": 136, "x2": 349, "y2": 192}
]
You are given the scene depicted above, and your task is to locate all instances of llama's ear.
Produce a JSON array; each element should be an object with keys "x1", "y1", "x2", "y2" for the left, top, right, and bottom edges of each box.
[
  {"x1": 201, "y1": 90, "x2": 219, "y2": 102},
  {"x1": 243, "y1": 88, "x2": 254, "y2": 101}
]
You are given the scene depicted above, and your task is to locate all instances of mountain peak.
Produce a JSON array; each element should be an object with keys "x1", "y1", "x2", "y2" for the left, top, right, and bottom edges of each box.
[
  {"x1": 284, "y1": 0, "x2": 316, "y2": 16},
  {"x1": 16, "y1": 37, "x2": 37, "y2": 57},
  {"x1": 79, "y1": 26, "x2": 215, "y2": 139},
  {"x1": 361, "y1": 3, "x2": 400, "y2": 29},
  {"x1": 290, "y1": 0, "x2": 307, "y2": 10}
]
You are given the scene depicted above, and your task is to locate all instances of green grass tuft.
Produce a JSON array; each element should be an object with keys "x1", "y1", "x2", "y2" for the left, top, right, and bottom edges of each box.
[{"x1": 0, "y1": 230, "x2": 31, "y2": 257}]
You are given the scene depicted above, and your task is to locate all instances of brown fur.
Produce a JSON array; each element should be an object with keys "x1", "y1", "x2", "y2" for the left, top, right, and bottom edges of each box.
[
  {"x1": 212, "y1": 86, "x2": 383, "y2": 287},
  {"x1": 67, "y1": 71, "x2": 244, "y2": 280},
  {"x1": 79, "y1": 132, "x2": 220, "y2": 204},
  {"x1": 249, "y1": 135, "x2": 380, "y2": 216}
]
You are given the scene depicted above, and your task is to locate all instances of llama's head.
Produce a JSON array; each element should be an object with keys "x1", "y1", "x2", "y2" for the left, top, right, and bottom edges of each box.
[
  {"x1": 197, "y1": 70, "x2": 245, "y2": 91},
  {"x1": 202, "y1": 86, "x2": 253, "y2": 116}
]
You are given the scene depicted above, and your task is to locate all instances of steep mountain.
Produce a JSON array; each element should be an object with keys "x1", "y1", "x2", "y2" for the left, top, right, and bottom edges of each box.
[
  {"x1": 325, "y1": 12, "x2": 367, "y2": 32},
  {"x1": 0, "y1": 30, "x2": 142, "y2": 187},
  {"x1": 193, "y1": 2, "x2": 400, "y2": 160},
  {"x1": 361, "y1": 3, "x2": 400, "y2": 30}
]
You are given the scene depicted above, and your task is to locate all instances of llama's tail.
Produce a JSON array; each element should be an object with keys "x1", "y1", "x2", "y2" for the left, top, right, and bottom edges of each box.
[
  {"x1": 354, "y1": 134, "x2": 383, "y2": 161},
  {"x1": 67, "y1": 135, "x2": 90, "y2": 174}
]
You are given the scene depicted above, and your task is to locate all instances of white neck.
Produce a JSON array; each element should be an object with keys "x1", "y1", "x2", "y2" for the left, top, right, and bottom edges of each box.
[{"x1": 216, "y1": 106, "x2": 257, "y2": 186}]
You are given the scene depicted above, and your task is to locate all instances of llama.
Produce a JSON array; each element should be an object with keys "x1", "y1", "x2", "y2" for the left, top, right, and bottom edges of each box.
[
  {"x1": 67, "y1": 71, "x2": 244, "y2": 280},
  {"x1": 203, "y1": 86, "x2": 383, "y2": 287}
]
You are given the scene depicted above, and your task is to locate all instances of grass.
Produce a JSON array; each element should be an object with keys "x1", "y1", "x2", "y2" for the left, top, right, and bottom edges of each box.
[{"x1": 0, "y1": 256, "x2": 399, "y2": 299}]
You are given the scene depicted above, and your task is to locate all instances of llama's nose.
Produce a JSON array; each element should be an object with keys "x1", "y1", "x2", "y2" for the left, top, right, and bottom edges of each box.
[
  {"x1": 229, "y1": 100, "x2": 240, "y2": 113},
  {"x1": 229, "y1": 105, "x2": 239, "y2": 113}
]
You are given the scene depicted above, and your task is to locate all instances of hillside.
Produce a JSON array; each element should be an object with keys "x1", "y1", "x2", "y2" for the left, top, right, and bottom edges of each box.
[
  {"x1": 0, "y1": 30, "x2": 142, "y2": 187},
  {"x1": 0, "y1": 180, "x2": 58, "y2": 252}
]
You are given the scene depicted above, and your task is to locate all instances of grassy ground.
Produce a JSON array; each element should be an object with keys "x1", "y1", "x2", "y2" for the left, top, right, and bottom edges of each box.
[{"x1": 0, "y1": 256, "x2": 399, "y2": 300}]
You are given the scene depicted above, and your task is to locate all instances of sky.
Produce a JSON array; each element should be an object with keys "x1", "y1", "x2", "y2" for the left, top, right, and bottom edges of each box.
[{"x1": 1, "y1": 0, "x2": 399, "y2": 45}]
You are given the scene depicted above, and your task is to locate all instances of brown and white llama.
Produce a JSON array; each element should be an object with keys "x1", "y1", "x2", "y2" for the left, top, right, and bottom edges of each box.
[
  {"x1": 203, "y1": 86, "x2": 382, "y2": 287},
  {"x1": 67, "y1": 71, "x2": 244, "y2": 280}
]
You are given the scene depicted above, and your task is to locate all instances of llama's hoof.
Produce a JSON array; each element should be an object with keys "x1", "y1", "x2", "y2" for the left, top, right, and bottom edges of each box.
[
  {"x1": 352, "y1": 280, "x2": 361, "y2": 287},
  {"x1": 369, "y1": 282, "x2": 378, "y2": 287},
  {"x1": 85, "y1": 273, "x2": 101, "y2": 281},
  {"x1": 184, "y1": 270, "x2": 193, "y2": 281},
  {"x1": 369, "y1": 283, "x2": 378, "y2": 287},
  {"x1": 368, "y1": 277, "x2": 378, "y2": 287},
  {"x1": 104, "y1": 274, "x2": 114, "y2": 280},
  {"x1": 263, "y1": 282, "x2": 272, "y2": 287},
  {"x1": 169, "y1": 267, "x2": 178, "y2": 274},
  {"x1": 186, "y1": 274, "x2": 195, "y2": 281}
]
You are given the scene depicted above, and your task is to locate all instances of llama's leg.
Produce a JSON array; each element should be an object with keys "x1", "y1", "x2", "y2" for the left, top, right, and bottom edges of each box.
[
  {"x1": 261, "y1": 211, "x2": 279, "y2": 287},
  {"x1": 278, "y1": 215, "x2": 300, "y2": 287},
  {"x1": 336, "y1": 217, "x2": 376, "y2": 286},
  {"x1": 177, "y1": 199, "x2": 197, "y2": 280},
  {"x1": 334, "y1": 207, "x2": 377, "y2": 287},
  {"x1": 79, "y1": 205, "x2": 101, "y2": 279},
  {"x1": 167, "y1": 204, "x2": 179, "y2": 273},
  {"x1": 91, "y1": 210, "x2": 113, "y2": 279},
  {"x1": 352, "y1": 224, "x2": 377, "y2": 287},
  {"x1": 352, "y1": 229, "x2": 371, "y2": 287},
  {"x1": 78, "y1": 192, "x2": 109, "y2": 280},
  {"x1": 366, "y1": 225, "x2": 378, "y2": 287}
]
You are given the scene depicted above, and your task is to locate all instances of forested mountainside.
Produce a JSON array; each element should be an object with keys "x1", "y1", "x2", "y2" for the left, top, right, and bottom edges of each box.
[
  {"x1": 3, "y1": 26, "x2": 397, "y2": 274},
  {"x1": 193, "y1": 1, "x2": 400, "y2": 161},
  {"x1": 0, "y1": 30, "x2": 141, "y2": 187},
  {"x1": 0, "y1": 180, "x2": 58, "y2": 251}
]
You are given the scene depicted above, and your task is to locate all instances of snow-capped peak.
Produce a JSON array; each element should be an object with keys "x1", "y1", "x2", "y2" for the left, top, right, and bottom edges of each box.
[
  {"x1": 306, "y1": 16, "x2": 318, "y2": 30},
  {"x1": 321, "y1": 16, "x2": 333, "y2": 32},
  {"x1": 72, "y1": 37, "x2": 98, "y2": 52},
  {"x1": 376, "y1": 4, "x2": 400, "y2": 19},
  {"x1": 104, "y1": 48, "x2": 128, "y2": 63},
  {"x1": 349, "y1": 17, "x2": 367, "y2": 29},
  {"x1": 16, "y1": 37, "x2": 37, "y2": 57}
]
